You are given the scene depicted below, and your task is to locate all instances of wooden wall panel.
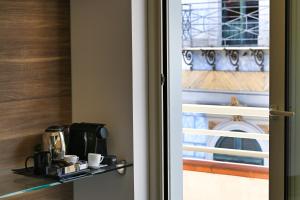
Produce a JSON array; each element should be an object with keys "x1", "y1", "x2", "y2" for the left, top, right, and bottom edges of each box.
[{"x1": 0, "y1": 0, "x2": 72, "y2": 199}]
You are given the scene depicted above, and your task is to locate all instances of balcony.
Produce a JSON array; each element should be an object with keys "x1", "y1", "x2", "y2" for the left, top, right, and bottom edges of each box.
[
  {"x1": 181, "y1": 0, "x2": 270, "y2": 72},
  {"x1": 182, "y1": 104, "x2": 269, "y2": 200},
  {"x1": 182, "y1": 0, "x2": 270, "y2": 48}
]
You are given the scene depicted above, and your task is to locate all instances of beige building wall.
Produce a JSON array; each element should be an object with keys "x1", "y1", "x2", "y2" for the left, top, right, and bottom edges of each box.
[{"x1": 184, "y1": 171, "x2": 268, "y2": 200}]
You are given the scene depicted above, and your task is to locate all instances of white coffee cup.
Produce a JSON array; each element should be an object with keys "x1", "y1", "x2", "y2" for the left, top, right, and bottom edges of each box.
[
  {"x1": 88, "y1": 153, "x2": 104, "y2": 168},
  {"x1": 64, "y1": 155, "x2": 79, "y2": 164}
]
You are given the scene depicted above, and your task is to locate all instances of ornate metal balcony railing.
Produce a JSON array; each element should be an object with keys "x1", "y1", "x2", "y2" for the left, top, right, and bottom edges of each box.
[{"x1": 182, "y1": 0, "x2": 270, "y2": 48}]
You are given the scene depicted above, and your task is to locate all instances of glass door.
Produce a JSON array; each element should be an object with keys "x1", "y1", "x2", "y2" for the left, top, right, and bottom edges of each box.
[
  {"x1": 163, "y1": 0, "x2": 292, "y2": 199},
  {"x1": 181, "y1": 0, "x2": 271, "y2": 199}
]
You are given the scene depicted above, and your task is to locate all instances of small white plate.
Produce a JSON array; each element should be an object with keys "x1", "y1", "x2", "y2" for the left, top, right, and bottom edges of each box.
[{"x1": 88, "y1": 164, "x2": 108, "y2": 169}]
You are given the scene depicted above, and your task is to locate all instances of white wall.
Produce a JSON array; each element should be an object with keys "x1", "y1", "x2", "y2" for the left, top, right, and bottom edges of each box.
[
  {"x1": 131, "y1": 0, "x2": 149, "y2": 199},
  {"x1": 71, "y1": 0, "x2": 134, "y2": 199}
]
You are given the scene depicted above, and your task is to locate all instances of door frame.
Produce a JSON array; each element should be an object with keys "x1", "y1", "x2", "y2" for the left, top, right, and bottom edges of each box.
[
  {"x1": 148, "y1": 0, "x2": 290, "y2": 199},
  {"x1": 148, "y1": 0, "x2": 182, "y2": 199},
  {"x1": 162, "y1": 0, "x2": 183, "y2": 199},
  {"x1": 270, "y1": 0, "x2": 289, "y2": 199}
]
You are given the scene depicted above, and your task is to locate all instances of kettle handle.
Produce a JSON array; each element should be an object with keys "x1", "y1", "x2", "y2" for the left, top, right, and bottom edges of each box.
[
  {"x1": 25, "y1": 156, "x2": 34, "y2": 171},
  {"x1": 84, "y1": 132, "x2": 88, "y2": 158}
]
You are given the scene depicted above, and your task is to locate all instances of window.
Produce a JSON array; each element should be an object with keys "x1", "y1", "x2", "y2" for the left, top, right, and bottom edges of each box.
[
  {"x1": 222, "y1": 0, "x2": 259, "y2": 46},
  {"x1": 213, "y1": 130, "x2": 264, "y2": 166}
]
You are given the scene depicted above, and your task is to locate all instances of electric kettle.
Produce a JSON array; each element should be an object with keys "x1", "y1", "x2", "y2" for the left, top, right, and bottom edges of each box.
[{"x1": 42, "y1": 126, "x2": 66, "y2": 161}]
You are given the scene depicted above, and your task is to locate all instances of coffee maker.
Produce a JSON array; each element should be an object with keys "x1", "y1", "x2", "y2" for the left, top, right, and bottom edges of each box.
[
  {"x1": 67, "y1": 123, "x2": 108, "y2": 160},
  {"x1": 42, "y1": 126, "x2": 66, "y2": 161}
]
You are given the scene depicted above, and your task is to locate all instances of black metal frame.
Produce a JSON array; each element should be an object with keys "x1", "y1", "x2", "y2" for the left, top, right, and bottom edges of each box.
[
  {"x1": 183, "y1": 48, "x2": 267, "y2": 71},
  {"x1": 162, "y1": 0, "x2": 169, "y2": 199},
  {"x1": 285, "y1": 0, "x2": 291, "y2": 199}
]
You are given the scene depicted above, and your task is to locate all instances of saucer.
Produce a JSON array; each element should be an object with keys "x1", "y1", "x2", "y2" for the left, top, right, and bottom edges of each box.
[{"x1": 88, "y1": 164, "x2": 108, "y2": 169}]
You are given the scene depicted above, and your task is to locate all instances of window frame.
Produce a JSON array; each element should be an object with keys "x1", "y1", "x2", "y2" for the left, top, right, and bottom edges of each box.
[{"x1": 222, "y1": 0, "x2": 260, "y2": 46}]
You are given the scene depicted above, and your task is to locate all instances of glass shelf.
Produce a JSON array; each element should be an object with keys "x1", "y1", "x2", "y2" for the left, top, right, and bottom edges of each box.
[{"x1": 0, "y1": 163, "x2": 133, "y2": 199}]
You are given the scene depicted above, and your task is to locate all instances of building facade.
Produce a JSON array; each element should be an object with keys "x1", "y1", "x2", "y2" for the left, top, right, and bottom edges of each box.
[{"x1": 182, "y1": 0, "x2": 270, "y2": 166}]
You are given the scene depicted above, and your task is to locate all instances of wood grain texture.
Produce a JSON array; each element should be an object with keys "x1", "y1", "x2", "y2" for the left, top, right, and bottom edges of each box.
[{"x1": 0, "y1": 0, "x2": 72, "y2": 199}]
